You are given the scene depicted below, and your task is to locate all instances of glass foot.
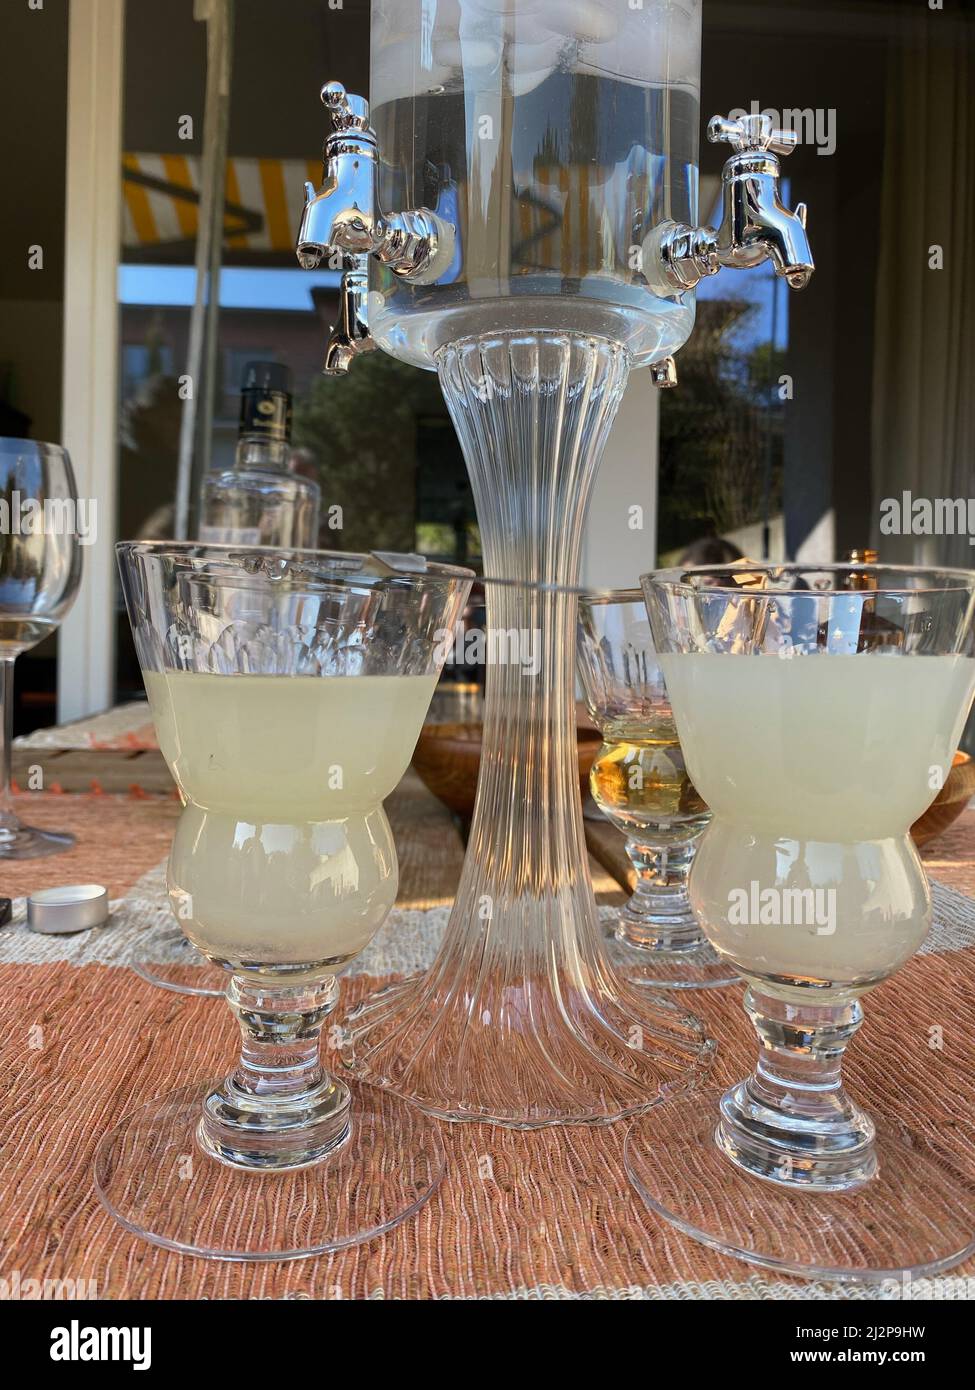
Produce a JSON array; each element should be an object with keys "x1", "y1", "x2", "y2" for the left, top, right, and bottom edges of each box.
[
  {"x1": 618, "y1": 943, "x2": 742, "y2": 991},
  {"x1": 131, "y1": 960, "x2": 227, "y2": 997},
  {"x1": 0, "y1": 824, "x2": 75, "y2": 859},
  {"x1": 624, "y1": 1086, "x2": 975, "y2": 1282},
  {"x1": 609, "y1": 900, "x2": 740, "y2": 991},
  {"x1": 94, "y1": 1079, "x2": 446, "y2": 1261},
  {"x1": 130, "y1": 921, "x2": 227, "y2": 998}
]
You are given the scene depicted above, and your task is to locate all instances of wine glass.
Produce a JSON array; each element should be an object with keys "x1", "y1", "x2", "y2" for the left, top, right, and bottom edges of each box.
[
  {"x1": 96, "y1": 541, "x2": 471, "y2": 1259},
  {"x1": 577, "y1": 591, "x2": 738, "y2": 988},
  {"x1": 629, "y1": 562, "x2": 975, "y2": 1279},
  {"x1": 0, "y1": 439, "x2": 82, "y2": 858}
]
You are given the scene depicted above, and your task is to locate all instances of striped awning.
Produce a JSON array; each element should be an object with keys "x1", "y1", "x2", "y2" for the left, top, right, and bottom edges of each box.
[
  {"x1": 122, "y1": 153, "x2": 321, "y2": 253},
  {"x1": 121, "y1": 155, "x2": 722, "y2": 261}
]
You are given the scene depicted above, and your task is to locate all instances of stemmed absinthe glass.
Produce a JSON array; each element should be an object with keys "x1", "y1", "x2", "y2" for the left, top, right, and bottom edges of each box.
[
  {"x1": 628, "y1": 563, "x2": 975, "y2": 1280},
  {"x1": 577, "y1": 590, "x2": 738, "y2": 989},
  {"x1": 0, "y1": 439, "x2": 82, "y2": 858},
  {"x1": 95, "y1": 542, "x2": 472, "y2": 1260}
]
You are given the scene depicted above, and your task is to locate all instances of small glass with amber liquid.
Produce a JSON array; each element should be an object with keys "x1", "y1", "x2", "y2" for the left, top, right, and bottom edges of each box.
[
  {"x1": 592, "y1": 709, "x2": 707, "y2": 834},
  {"x1": 578, "y1": 593, "x2": 737, "y2": 989}
]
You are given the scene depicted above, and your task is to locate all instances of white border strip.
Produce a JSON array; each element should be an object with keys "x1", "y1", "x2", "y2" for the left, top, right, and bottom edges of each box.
[{"x1": 59, "y1": 0, "x2": 125, "y2": 721}]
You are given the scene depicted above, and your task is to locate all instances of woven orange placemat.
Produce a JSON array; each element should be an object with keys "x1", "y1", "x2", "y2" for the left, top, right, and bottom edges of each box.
[
  {"x1": 0, "y1": 792, "x2": 179, "y2": 899},
  {"x1": 1, "y1": 793, "x2": 974, "y2": 1299},
  {"x1": 2, "y1": 955, "x2": 973, "y2": 1300}
]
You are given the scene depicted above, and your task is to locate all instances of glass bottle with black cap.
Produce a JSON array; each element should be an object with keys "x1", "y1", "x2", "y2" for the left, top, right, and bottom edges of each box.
[{"x1": 199, "y1": 361, "x2": 320, "y2": 547}]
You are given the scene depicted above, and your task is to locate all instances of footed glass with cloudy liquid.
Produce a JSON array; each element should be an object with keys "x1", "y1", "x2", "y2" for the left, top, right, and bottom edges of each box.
[
  {"x1": 629, "y1": 564, "x2": 975, "y2": 1280},
  {"x1": 95, "y1": 541, "x2": 471, "y2": 1260}
]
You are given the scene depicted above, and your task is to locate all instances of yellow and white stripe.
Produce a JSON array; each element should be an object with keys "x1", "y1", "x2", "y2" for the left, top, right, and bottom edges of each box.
[{"x1": 121, "y1": 153, "x2": 322, "y2": 252}]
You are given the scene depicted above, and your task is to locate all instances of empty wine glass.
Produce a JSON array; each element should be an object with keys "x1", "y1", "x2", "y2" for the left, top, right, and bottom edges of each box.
[
  {"x1": 0, "y1": 439, "x2": 82, "y2": 858},
  {"x1": 96, "y1": 541, "x2": 471, "y2": 1259},
  {"x1": 577, "y1": 591, "x2": 738, "y2": 989},
  {"x1": 629, "y1": 563, "x2": 975, "y2": 1280}
]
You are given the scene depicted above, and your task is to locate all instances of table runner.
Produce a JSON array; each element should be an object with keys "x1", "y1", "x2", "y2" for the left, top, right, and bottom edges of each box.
[
  {"x1": 4, "y1": 859, "x2": 975, "y2": 975},
  {"x1": 2, "y1": 790, "x2": 975, "y2": 1300},
  {"x1": 13, "y1": 702, "x2": 157, "y2": 752}
]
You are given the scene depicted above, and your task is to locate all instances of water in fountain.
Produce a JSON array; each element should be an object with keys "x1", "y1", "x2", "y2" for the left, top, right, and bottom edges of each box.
[{"x1": 368, "y1": 0, "x2": 701, "y2": 368}]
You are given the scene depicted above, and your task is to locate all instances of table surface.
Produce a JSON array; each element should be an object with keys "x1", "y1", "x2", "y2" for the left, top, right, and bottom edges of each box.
[{"x1": 3, "y1": 729, "x2": 975, "y2": 1300}]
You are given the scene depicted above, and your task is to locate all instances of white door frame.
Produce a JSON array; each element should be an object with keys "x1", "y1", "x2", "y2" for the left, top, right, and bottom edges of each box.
[
  {"x1": 58, "y1": 0, "x2": 125, "y2": 721},
  {"x1": 581, "y1": 375, "x2": 659, "y2": 591}
]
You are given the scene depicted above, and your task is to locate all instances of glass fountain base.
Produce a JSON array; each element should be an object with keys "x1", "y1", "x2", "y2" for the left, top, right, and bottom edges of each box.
[
  {"x1": 341, "y1": 940, "x2": 716, "y2": 1129},
  {"x1": 625, "y1": 1086, "x2": 975, "y2": 1282},
  {"x1": 337, "y1": 331, "x2": 715, "y2": 1127},
  {"x1": 93, "y1": 1080, "x2": 446, "y2": 1260}
]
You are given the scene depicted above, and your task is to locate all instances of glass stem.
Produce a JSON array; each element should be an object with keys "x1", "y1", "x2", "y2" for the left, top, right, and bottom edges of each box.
[
  {"x1": 436, "y1": 332, "x2": 630, "y2": 967},
  {"x1": 340, "y1": 332, "x2": 717, "y2": 1124},
  {"x1": 618, "y1": 832, "x2": 704, "y2": 950},
  {"x1": 717, "y1": 987, "x2": 878, "y2": 1190},
  {"x1": 199, "y1": 974, "x2": 351, "y2": 1170},
  {"x1": 0, "y1": 656, "x2": 19, "y2": 834}
]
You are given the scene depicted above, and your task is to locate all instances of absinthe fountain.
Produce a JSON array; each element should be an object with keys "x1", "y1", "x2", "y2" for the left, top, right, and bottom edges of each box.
[{"x1": 296, "y1": 0, "x2": 813, "y2": 1126}]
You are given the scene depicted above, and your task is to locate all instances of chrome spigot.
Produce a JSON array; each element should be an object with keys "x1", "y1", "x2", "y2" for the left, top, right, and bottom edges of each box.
[
  {"x1": 296, "y1": 81, "x2": 455, "y2": 374},
  {"x1": 650, "y1": 356, "x2": 678, "y2": 388},
  {"x1": 643, "y1": 110, "x2": 814, "y2": 302},
  {"x1": 707, "y1": 114, "x2": 813, "y2": 288},
  {"x1": 321, "y1": 259, "x2": 375, "y2": 376},
  {"x1": 296, "y1": 84, "x2": 377, "y2": 270}
]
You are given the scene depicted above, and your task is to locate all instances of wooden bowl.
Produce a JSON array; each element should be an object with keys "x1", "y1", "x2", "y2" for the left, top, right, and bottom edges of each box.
[
  {"x1": 413, "y1": 721, "x2": 602, "y2": 821},
  {"x1": 911, "y1": 750, "x2": 975, "y2": 847}
]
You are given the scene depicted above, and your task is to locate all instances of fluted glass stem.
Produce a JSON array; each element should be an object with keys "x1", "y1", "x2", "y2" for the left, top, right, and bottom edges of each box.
[
  {"x1": 340, "y1": 331, "x2": 713, "y2": 1125},
  {"x1": 442, "y1": 333, "x2": 626, "y2": 961}
]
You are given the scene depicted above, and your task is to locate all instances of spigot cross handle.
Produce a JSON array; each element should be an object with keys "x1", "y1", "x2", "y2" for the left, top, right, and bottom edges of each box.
[
  {"x1": 320, "y1": 80, "x2": 372, "y2": 134},
  {"x1": 708, "y1": 113, "x2": 799, "y2": 158}
]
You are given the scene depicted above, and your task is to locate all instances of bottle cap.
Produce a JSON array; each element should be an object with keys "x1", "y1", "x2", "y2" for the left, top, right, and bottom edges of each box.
[
  {"x1": 239, "y1": 362, "x2": 293, "y2": 442},
  {"x1": 27, "y1": 884, "x2": 109, "y2": 934},
  {"x1": 242, "y1": 361, "x2": 292, "y2": 394}
]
